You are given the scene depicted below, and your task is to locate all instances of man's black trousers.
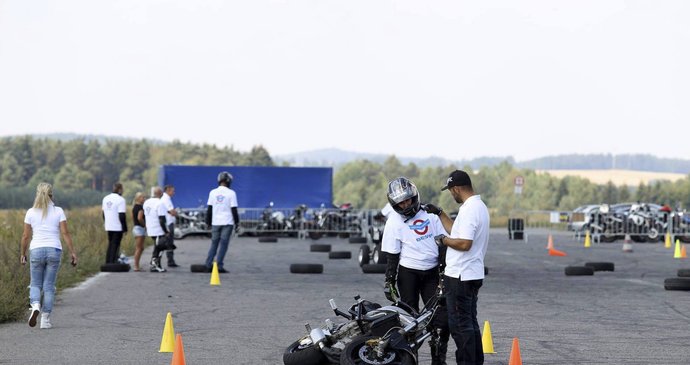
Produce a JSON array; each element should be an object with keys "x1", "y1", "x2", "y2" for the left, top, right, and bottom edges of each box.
[
  {"x1": 106, "y1": 231, "x2": 123, "y2": 264},
  {"x1": 445, "y1": 275, "x2": 484, "y2": 365}
]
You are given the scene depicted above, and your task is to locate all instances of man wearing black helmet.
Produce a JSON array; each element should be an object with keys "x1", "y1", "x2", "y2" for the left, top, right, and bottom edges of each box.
[
  {"x1": 204, "y1": 171, "x2": 240, "y2": 273},
  {"x1": 381, "y1": 177, "x2": 450, "y2": 365}
]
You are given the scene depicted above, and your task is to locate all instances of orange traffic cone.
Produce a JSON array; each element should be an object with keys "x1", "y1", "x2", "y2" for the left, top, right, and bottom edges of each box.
[
  {"x1": 681, "y1": 244, "x2": 687, "y2": 259},
  {"x1": 170, "y1": 334, "x2": 186, "y2": 365},
  {"x1": 548, "y1": 247, "x2": 567, "y2": 257},
  {"x1": 508, "y1": 337, "x2": 522, "y2": 365},
  {"x1": 546, "y1": 234, "x2": 554, "y2": 250}
]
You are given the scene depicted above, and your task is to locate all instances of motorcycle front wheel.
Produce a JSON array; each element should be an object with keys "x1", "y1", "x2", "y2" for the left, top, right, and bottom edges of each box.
[
  {"x1": 283, "y1": 338, "x2": 327, "y2": 365},
  {"x1": 339, "y1": 335, "x2": 415, "y2": 365}
]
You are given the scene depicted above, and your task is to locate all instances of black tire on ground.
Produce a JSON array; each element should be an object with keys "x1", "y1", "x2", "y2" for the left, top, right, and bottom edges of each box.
[
  {"x1": 339, "y1": 335, "x2": 414, "y2": 365},
  {"x1": 283, "y1": 339, "x2": 327, "y2": 365},
  {"x1": 584, "y1": 262, "x2": 615, "y2": 272},
  {"x1": 680, "y1": 235, "x2": 690, "y2": 243},
  {"x1": 373, "y1": 245, "x2": 388, "y2": 265},
  {"x1": 664, "y1": 277, "x2": 690, "y2": 291},
  {"x1": 564, "y1": 266, "x2": 595, "y2": 276},
  {"x1": 290, "y1": 264, "x2": 324, "y2": 274},
  {"x1": 308, "y1": 231, "x2": 323, "y2": 240},
  {"x1": 100, "y1": 263, "x2": 131, "y2": 272},
  {"x1": 677, "y1": 269, "x2": 690, "y2": 277},
  {"x1": 310, "y1": 244, "x2": 331, "y2": 252},
  {"x1": 258, "y1": 237, "x2": 278, "y2": 243},
  {"x1": 329, "y1": 251, "x2": 352, "y2": 259},
  {"x1": 361, "y1": 264, "x2": 387, "y2": 274},
  {"x1": 358, "y1": 245, "x2": 371, "y2": 266},
  {"x1": 349, "y1": 236, "x2": 367, "y2": 244},
  {"x1": 190, "y1": 264, "x2": 209, "y2": 273},
  {"x1": 484, "y1": 266, "x2": 489, "y2": 275}
]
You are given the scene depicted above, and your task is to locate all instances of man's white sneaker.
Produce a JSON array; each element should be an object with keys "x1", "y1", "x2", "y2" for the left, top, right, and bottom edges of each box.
[
  {"x1": 40, "y1": 313, "x2": 52, "y2": 329},
  {"x1": 28, "y1": 303, "x2": 40, "y2": 327}
]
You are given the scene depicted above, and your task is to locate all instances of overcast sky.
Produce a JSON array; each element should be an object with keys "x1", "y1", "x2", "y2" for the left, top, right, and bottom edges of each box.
[{"x1": 0, "y1": 0, "x2": 688, "y2": 161}]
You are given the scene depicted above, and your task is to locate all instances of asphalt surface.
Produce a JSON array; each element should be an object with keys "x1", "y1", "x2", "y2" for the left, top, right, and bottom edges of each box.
[{"x1": 1, "y1": 229, "x2": 690, "y2": 364}]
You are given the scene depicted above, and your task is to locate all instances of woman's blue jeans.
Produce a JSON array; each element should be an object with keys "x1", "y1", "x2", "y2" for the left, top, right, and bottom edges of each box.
[{"x1": 29, "y1": 247, "x2": 62, "y2": 313}]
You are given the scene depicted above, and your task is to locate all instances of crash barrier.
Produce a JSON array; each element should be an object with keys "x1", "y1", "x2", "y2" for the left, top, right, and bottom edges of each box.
[
  {"x1": 174, "y1": 206, "x2": 386, "y2": 240},
  {"x1": 510, "y1": 208, "x2": 690, "y2": 243}
]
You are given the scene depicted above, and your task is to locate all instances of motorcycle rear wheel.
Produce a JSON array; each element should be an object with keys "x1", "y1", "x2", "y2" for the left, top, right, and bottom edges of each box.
[
  {"x1": 283, "y1": 338, "x2": 328, "y2": 365},
  {"x1": 339, "y1": 335, "x2": 415, "y2": 365}
]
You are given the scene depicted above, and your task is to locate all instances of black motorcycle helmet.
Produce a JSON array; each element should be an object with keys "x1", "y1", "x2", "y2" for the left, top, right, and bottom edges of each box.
[
  {"x1": 217, "y1": 171, "x2": 233, "y2": 187},
  {"x1": 387, "y1": 177, "x2": 420, "y2": 219}
]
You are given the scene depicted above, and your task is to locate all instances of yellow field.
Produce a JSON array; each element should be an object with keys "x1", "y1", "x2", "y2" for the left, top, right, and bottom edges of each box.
[{"x1": 537, "y1": 169, "x2": 688, "y2": 186}]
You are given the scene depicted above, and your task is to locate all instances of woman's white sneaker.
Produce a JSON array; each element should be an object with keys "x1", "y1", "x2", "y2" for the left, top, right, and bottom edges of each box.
[
  {"x1": 40, "y1": 313, "x2": 52, "y2": 329},
  {"x1": 28, "y1": 303, "x2": 40, "y2": 327}
]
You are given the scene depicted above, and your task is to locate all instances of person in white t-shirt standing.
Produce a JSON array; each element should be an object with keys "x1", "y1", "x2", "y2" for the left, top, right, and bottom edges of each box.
[
  {"x1": 102, "y1": 183, "x2": 127, "y2": 264},
  {"x1": 20, "y1": 183, "x2": 78, "y2": 329},
  {"x1": 160, "y1": 185, "x2": 179, "y2": 268},
  {"x1": 204, "y1": 171, "x2": 240, "y2": 273},
  {"x1": 381, "y1": 177, "x2": 450, "y2": 365},
  {"x1": 143, "y1": 187, "x2": 172, "y2": 272},
  {"x1": 431, "y1": 170, "x2": 490, "y2": 365}
]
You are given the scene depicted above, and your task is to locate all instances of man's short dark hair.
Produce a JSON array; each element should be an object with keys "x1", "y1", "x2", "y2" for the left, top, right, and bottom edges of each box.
[
  {"x1": 113, "y1": 182, "x2": 123, "y2": 193},
  {"x1": 164, "y1": 184, "x2": 174, "y2": 192}
]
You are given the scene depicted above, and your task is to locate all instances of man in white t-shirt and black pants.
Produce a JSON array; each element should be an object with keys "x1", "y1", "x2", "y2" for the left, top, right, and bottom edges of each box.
[
  {"x1": 160, "y1": 185, "x2": 179, "y2": 267},
  {"x1": 204, "y1": 171, "x2": 240, "y2": 273},
  {"x1": 382, "y1": 177, "x2": 450, "y2": 365},
  {"x1": 143, "y1": 186, "x2": 172, "y2": 272},
  {"x1": 429, "y1": 170, "x2": 490, "y2": 365},
  {"x1": 102, "y1": 183, "x2": 127, "y2": 264}
]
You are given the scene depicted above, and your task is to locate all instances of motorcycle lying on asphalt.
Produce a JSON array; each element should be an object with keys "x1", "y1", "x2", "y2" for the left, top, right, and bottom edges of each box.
[{"x1": 282, "y1": 287, "x2": 443, "y2": 365}]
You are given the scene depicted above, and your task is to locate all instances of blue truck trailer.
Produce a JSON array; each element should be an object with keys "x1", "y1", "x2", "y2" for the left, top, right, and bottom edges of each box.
[
  {"x1": 158, "y1": 165, "x2": 335, "y2": 238},
  {"x1": 157, "y1": 165, "x2": 333, "y2": 209}
]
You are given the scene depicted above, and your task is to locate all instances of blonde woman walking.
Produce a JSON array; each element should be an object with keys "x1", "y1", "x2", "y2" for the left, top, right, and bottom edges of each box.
[{"x1": 20, "y1": 183, "x2": 78, "y2": 329}]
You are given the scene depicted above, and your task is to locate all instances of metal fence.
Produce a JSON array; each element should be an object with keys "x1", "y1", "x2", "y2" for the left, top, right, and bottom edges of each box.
[
  {"x1": 174, "y1": 206, "x2": 384, "y2": 240},
  {"x1": 507, "y1": 208, "x2": 690, "y2": 244}
]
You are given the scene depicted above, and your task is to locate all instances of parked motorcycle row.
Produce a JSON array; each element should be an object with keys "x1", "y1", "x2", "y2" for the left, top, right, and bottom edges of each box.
[
  {"x1": 173, "y1": 203, "x2": 379, "y2": 240},
  {"x1": 572, "y1": 203, "x2": 690, "y2": 243}
]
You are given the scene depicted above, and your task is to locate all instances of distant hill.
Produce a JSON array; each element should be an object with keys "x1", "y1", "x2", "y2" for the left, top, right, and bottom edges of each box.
[
  {"x1": 275, "y1": 148, "x2": 514, "y2": 170},
  {"x1": 517, "y1": 154, "x2": 690, "y2": 174},
  {"x1": 276, "y1": 149, "x2": 690, "y2": 174}
]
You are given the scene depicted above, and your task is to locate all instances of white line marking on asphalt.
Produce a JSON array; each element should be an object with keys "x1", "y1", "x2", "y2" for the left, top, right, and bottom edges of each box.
[
  {"x1": 67, "y1": 272, "x2": 109, "y2": 291},
  {"x1": 620, "y1": 278, "x2": 659, "y2": 287}
]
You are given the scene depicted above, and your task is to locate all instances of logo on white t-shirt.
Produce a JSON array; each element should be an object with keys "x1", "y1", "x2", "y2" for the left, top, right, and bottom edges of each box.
[
  {"x1": 106, "y1": 202, "x2": 112, "y2": 209},
  {"x1": 216, "y1": 195, "x2": 225, "y2": 203},
  {"x1": 408, "y1": 219, "x2": 430, "y2": 235}
]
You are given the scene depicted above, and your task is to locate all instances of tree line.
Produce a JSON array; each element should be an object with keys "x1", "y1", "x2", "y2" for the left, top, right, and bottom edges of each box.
[
  {"x1": 0, "y1": 136, "x2": 273, "y2": 208},
  {"x1": 1, "y1": 136, "x2": 689, "y2": 212},
  {"x1": 333, "y1": 157, "x2": 690, "y2": 213}
]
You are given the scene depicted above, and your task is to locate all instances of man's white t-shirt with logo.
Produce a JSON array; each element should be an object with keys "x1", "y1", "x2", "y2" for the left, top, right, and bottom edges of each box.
[
  {"x1": 102, "y1": 193, "x2": 126, "y2": 231},
  {"x1": 445, "y1": 195, "x2": 490, "y2": 281},
  {"x1": 143, "y1": 197, "x2": 167, "y2": 237},
  {"x1": 207, "y1": 186, "x2": 238, "y2": 226},
  {"x1": 381, "y1": 209, "x2": 446, "y2": 271},
  {"x1": 160, "y1": 193, "x2": 175, "y2": 225},
  {"x1": 24, "y1": 203, "x2": 66, "y2": 250}
]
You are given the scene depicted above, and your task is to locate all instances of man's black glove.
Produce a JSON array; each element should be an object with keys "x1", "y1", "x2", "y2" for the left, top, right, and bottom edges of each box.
[
  {"x1": 384, "y1": 280, "x2": 399, "y2": 302},
  {"x1": 422, "y1": 203, "x2": 443, "y2": 215},
  {"x1": 434, "y1": 234, "x2": 446, "y2": 248}
]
